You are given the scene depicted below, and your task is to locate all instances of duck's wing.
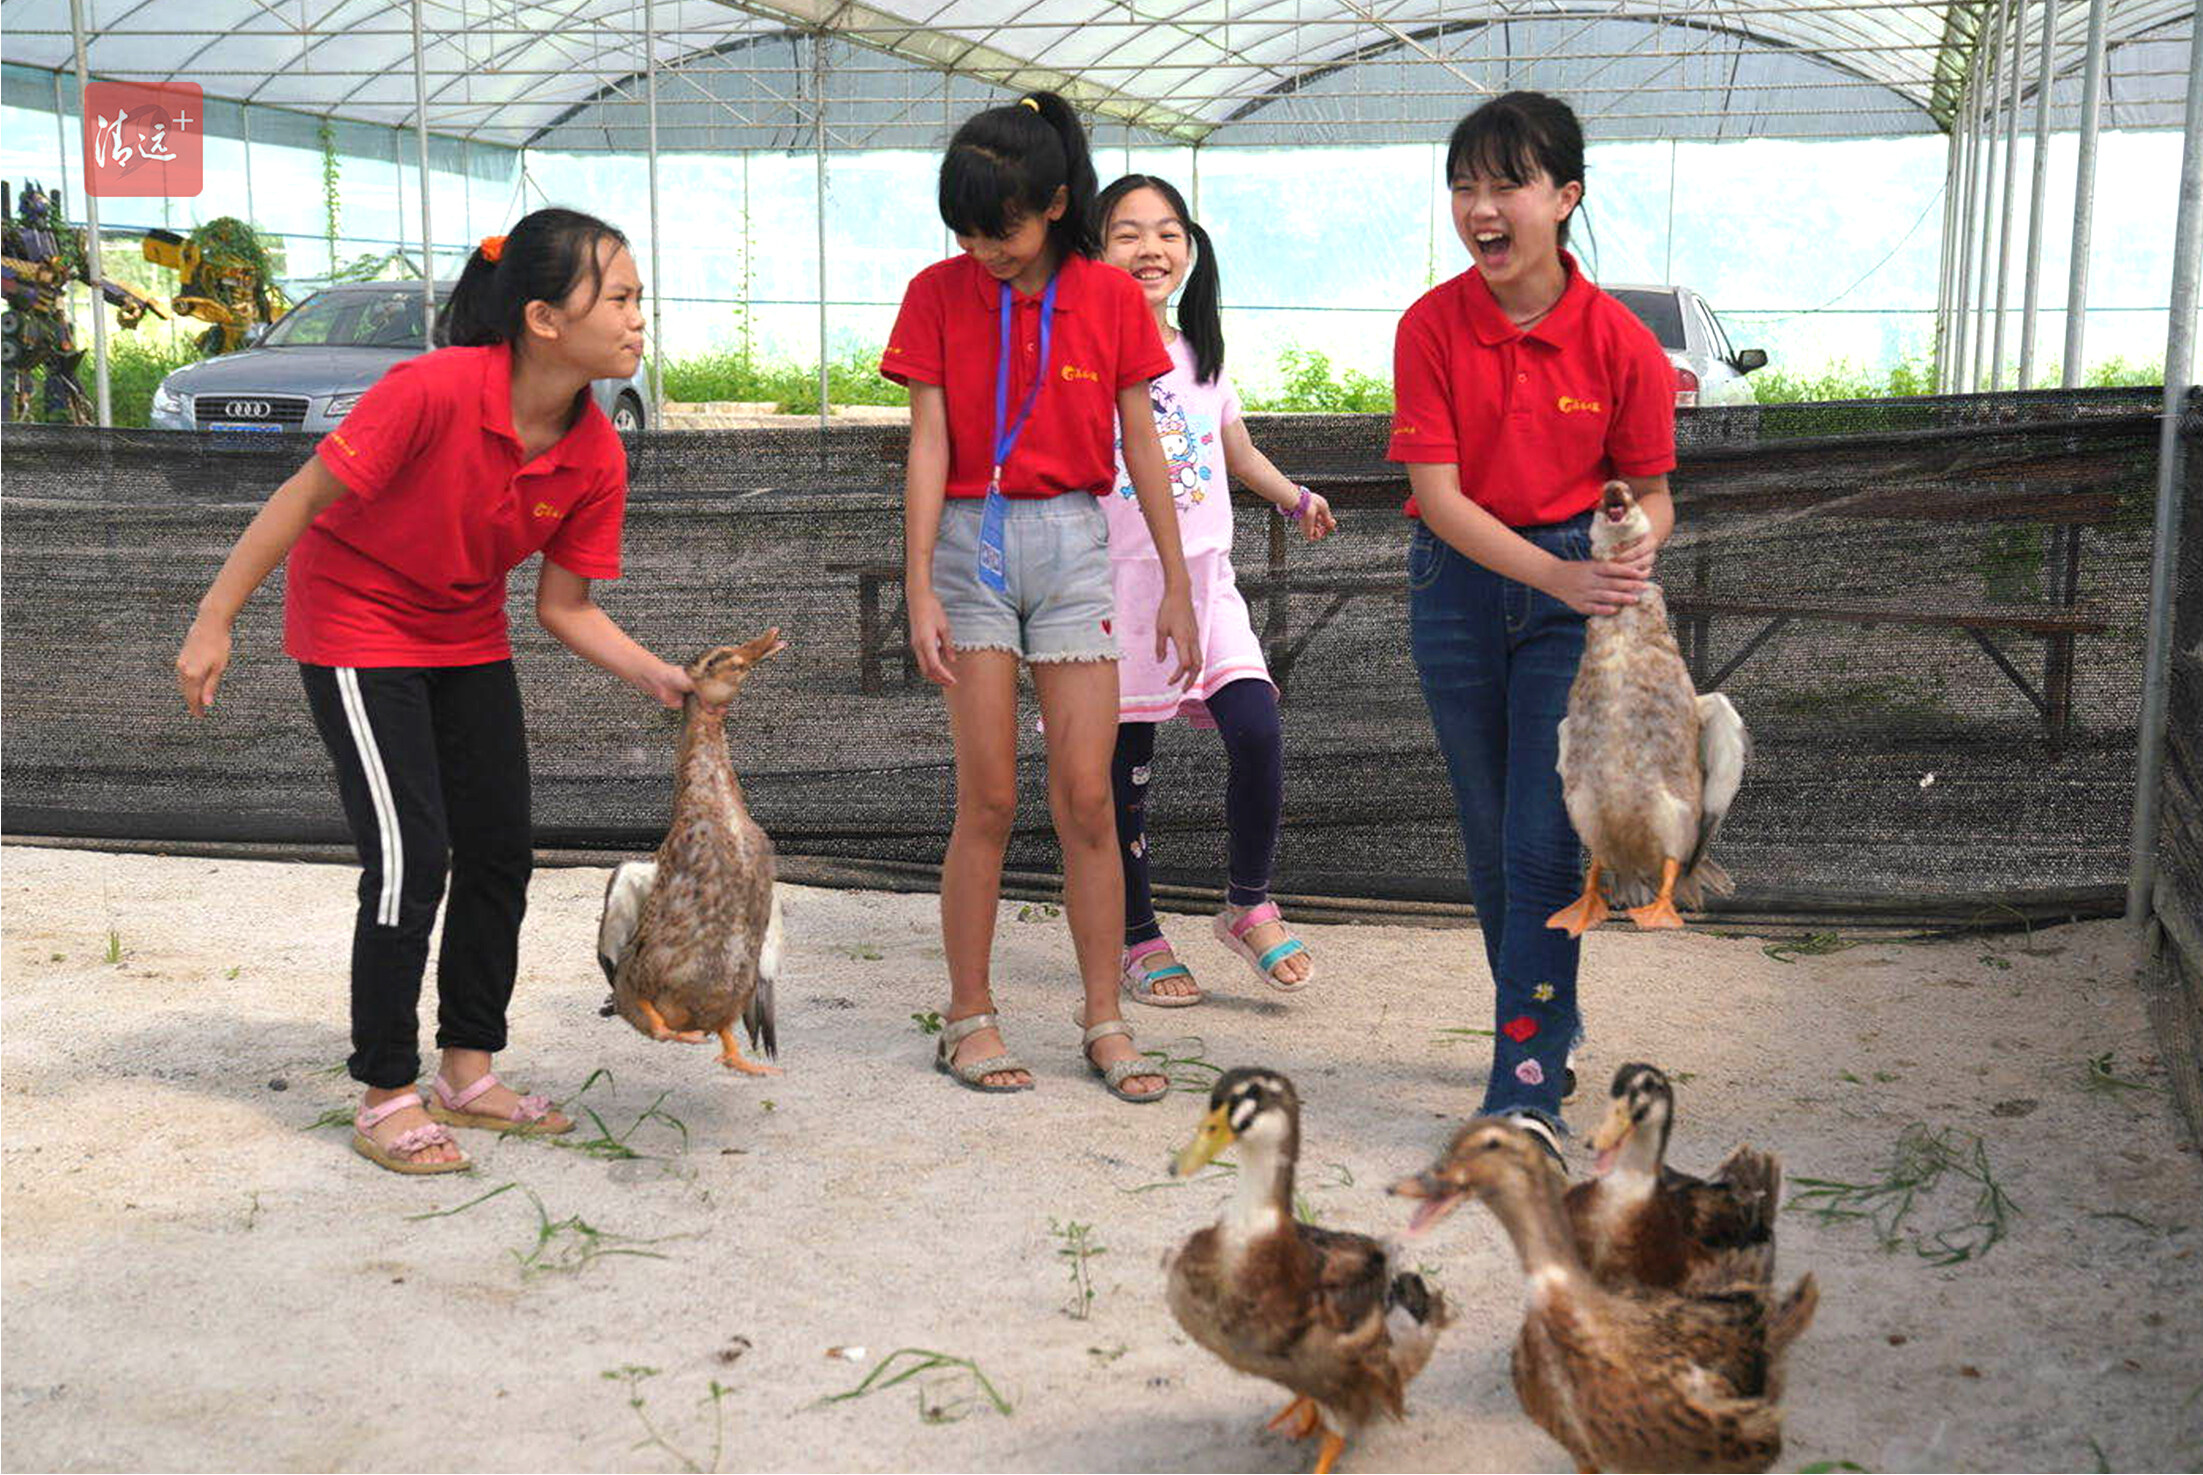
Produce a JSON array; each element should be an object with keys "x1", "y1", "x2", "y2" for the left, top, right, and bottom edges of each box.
[
  {"x1": 597, "y1": 860, "x2": 657, "y2": 988},
  {"x1": 744, "y1": 886, "x2": 782, "y2": 1060},
  {"x1": 1685, "y1": 693, "x2": 1750, "y2": 883}
]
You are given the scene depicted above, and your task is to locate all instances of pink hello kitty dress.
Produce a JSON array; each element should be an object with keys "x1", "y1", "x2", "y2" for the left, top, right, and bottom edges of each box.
[{"x1": 1103, "y1": 332, "x2": 1274, "y2": 726}]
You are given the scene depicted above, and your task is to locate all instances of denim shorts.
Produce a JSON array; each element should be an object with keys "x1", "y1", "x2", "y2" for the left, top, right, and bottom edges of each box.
[{"x1": 933, "y1": 494, "x2": 1121, "y2": 663}]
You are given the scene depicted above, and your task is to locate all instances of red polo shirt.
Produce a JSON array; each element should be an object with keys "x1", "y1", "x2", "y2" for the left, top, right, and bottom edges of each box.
[
  {"x1": 880, "y1": 251, "x2": 1173, "y2": 498},
  {"x1": 1388, "y1": 253, "x2": 1675, "y2": 526},
  {"x1": 285, "y1": 342, "x2": 628, "y2": 666}
]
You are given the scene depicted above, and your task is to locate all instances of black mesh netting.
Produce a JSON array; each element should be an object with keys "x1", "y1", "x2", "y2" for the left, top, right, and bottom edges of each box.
[{"x1": 4, "y1": 386, "x2": 2193, "y2": 924}]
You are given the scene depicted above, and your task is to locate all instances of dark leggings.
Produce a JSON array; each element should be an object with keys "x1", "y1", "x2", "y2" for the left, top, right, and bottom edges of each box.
[{"x1": 1112, "y1": 677, "x2": 1283, "y2": 946}]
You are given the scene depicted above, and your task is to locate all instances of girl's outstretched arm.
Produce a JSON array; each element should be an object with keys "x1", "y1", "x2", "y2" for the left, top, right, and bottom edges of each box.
[
  {"x1": 1117, "y1": 383, "x2": 1201, "y2": 685},
  {"x1": 1220, "y1": 418, "x2": 1337, "y2": 541},
  {"x1": 176, "y1": 455, "x2": 352, "y2": 717},
  {"x1": 901, "y1": 383, "x2": 958, "y2": 686},
  {"x1": 1406, "y1": 462, "x2": 1650, "y2": 618},
  {"x1": 535, "y1": 561, "x2": 692, "y2": 708}
]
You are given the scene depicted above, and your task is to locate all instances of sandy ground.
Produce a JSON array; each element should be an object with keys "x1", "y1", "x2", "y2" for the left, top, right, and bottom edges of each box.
[{"x1": 2, "y1": 844, "x2": 2199, "y2": 1474}]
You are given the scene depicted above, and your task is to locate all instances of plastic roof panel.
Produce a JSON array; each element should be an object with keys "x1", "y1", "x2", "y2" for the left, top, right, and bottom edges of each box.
[{"x1": 0, "y1": 0, "x2": 2190, "y2": 146}]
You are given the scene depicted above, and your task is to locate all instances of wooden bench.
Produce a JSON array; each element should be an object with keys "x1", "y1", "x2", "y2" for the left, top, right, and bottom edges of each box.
[{"x1": 831, "y1": 472, "x2": 2116, "y2": 749}]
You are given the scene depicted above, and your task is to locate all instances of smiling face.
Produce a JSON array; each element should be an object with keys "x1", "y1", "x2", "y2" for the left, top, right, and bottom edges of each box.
[
  {"x1": 955, "y1": 188, "x2": 1067, "y2": 285},
  {"x1": 1100, "y1": 186, "x2": 1189, "y2": 312},
  {"x1": 526, "y1": 238, "x2": 646, "y2": 381},
  {"x1": 1452, "y1": 164, "x2": 1580, "y2": 294}
]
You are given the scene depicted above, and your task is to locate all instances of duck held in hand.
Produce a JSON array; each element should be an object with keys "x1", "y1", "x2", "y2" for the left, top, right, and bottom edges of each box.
[
  {"x1": 1550, "y1": 481, "x2": 1748, "y2": 934},
  {"x1": 598, "y1": 631, "x2": 788, "y2": 1073}
]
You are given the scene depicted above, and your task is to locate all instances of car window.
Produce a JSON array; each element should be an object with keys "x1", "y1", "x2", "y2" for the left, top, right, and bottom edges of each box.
[
  {"x1": 264, "y1": 289, "x2": 448, "y2": 348},
  {"x1": 1610, "y1": 289, "x2": 1686, "y2": 351},
  {"x1": 1695, "y1": 300, "x2": 1735, "y2": 363}
]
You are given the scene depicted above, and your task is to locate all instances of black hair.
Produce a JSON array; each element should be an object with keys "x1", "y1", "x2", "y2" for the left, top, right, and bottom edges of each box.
[
  {"x1": 1094, "y1": 174, "x2": 1223, "y2": 385},
  {"x1": 938, "y1": 91, "x2": 1099, "y2": 261},
  {"x1": 438, "y1": 206, "x2": 631, "y2": 349},
  {"x1": 1445, "y1": 91, "x2": 1589, "y2": 253}
]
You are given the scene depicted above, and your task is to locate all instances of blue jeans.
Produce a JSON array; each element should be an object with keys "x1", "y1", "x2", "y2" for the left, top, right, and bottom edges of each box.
[{"x1": 1408, "y1": 514, "x2": 1591, "y2": 1131}]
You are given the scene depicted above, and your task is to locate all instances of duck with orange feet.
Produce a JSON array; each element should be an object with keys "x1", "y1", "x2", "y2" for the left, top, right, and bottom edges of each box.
[{"x1": 597, "y1": 631, "x2": 786, "y2": 1074}]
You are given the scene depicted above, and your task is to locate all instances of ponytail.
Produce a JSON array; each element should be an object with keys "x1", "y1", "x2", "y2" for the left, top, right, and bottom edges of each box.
[
  {"x1": 938, "y1": 90, "x2": 1099, "y2": 260},
  {"x1": 1095, "y1": 173, "x2": 1223, "y2": 385},
  {"x1": 437, "y1": 206, "x2": 630, "y2": 349}
]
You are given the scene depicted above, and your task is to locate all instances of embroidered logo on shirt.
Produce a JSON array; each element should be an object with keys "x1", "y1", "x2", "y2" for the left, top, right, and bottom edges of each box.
[
  {"x1": 532, "y1": 501, "x2": 564, "y2": 519},
  {"x1": 1557, "y1": 396, "x2": 1606, "y2": 415},
  {"x1": 1059, "y1": 364, "x2": 1099, "y2": 384},
  {"x1": 1394, "y1": 421, "x2": 1420, "y2": 436},
  {"x1": 327, "y1": 430, "x2": 359, "y2": 458}
]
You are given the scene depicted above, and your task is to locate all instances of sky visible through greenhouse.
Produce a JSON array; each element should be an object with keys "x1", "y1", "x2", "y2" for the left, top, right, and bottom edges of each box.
[{"x1": 0, "y1": 58, "x2": 2184, "y2": 388}]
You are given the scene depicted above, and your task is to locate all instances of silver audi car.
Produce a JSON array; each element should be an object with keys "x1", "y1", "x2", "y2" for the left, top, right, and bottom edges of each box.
[{"x1": 147, "y1": 279, "x2": 651, "y2": 435}]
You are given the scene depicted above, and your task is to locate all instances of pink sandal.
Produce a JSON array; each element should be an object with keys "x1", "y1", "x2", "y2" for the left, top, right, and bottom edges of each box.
[
  {"x1": 351, "y1": 1091, "x2": 470, "y2": 1175},
  {"x1": 1120, "y1": 937, "x2": 1202, "y2": 1008},
  {"x1": 1213, "y1": 901, "x2": 1314, "y2": 993},
  {"x1": 423, "y1": 1072, "x2": 573, "y2": 1136}
]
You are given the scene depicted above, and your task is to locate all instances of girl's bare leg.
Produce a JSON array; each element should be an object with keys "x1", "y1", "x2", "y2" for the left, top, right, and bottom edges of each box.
[
  {"x1": 940, "y1": 651, "x2": 1029, "y2": 1088},
  {"x1": 1034, "y1": 658, "x2": 1167, "y2": 1099}
]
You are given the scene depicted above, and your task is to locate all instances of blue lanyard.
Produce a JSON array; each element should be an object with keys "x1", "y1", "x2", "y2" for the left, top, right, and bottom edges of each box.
[
  {"x1": 991, "y1": 272, "x2": 1060, "y2": 490},
  {"x1": 977, "y1": 271, "x2": 1059, "y2": 594}
]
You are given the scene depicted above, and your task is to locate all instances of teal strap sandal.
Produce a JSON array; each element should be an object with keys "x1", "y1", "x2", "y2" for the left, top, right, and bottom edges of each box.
[
  {"x1": 1214, "y1": 901, "x2": 1313, "y2": 993},
  {"x1": 1120, "y1": 938, "x2": 1202, "y2": 1008}
]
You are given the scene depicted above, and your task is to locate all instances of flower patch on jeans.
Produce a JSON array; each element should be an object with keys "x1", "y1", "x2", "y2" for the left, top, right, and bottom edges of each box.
[
  {"x1": 1502, "y1": 1016, "x2": 1539, "y2": 1043},
  {"x1": 1515, "y1": 1059, "x2": 1545, "y2": 1086}
]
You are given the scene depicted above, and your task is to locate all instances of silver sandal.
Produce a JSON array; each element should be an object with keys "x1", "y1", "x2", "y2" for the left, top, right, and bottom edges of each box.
[
  {"x1": 933, "y1": 1012, "x2": 1033, "y2": 1093},
  {"x1": 1077, "y1": 1017, "x2": 1168, "y2": 1104}
]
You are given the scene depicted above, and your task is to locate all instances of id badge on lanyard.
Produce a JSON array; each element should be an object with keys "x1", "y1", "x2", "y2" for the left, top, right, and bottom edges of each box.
[{"x1": 977, "y1": 273, "x2": 1060, "y2": 594}]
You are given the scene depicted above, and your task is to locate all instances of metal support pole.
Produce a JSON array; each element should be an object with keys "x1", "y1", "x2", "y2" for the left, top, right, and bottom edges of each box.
[
  {"x1": 1960, "y1": 28, "x2": 1992, "y2": 390},
  {"x1": 410, "y1": 0, "x2": 435, "y2": 347},
  {"x1": 2125, "y1": 7, "x2": 2203, "y2": 926},
  {"x1": 241, "y1": 103, "x2": 256, "y2": 230},
  {"x1": 67, "y1": 0, "x2": 110, "y2": 426},
  {"x1": 1991, "y1": 0, "x2": 2017, "y2": 391},
  {"x1": 2062, "y1": 0, "x2": 2109, "y2": 386},
  {"x1": 645, "y1": 0, "x2": 664, "y2": 423},
  {"x1": 1937, "y1": 115, "x2": 1965, "y2": 390},
  {"x1": 814, "y1": 31, "x2": 830, "y2": 431},
  {"x1": 2018, "y1": 0, "x2": 2058, "y2": 387},
  {"x1": 1991, "y1": 0, "x2": 2024, "y2": 390}
]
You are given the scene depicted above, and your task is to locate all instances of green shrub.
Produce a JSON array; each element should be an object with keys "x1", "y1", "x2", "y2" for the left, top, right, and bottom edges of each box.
[
  {"x1": 661, "y1": 349, "x2": 908, "y2": 413},
  {"x1": 1242, "y1": 348, "x2": 1394, "y2": 413}
]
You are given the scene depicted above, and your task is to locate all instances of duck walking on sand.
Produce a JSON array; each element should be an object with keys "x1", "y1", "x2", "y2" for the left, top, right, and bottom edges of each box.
[
  {"x1": 1168, "y1": 1068, "x2": 1449, "y2": 1474},
  {"x1": 597, "y1": 630, "x2": 786, "y2": 1073},
  {"x1": 1394, "y1": 1117, "x2": 1816, "y2": 1473}
]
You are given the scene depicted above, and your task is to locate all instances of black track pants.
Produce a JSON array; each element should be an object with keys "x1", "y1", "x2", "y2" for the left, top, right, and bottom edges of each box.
[{"x1": 300, "y1": 660, "x2": 534, "y2": 1089}]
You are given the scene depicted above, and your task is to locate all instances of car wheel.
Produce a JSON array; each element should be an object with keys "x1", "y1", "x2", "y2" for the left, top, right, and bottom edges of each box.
[{"x1": 612, "y1": 391, "x2": 645, "y2": 434}]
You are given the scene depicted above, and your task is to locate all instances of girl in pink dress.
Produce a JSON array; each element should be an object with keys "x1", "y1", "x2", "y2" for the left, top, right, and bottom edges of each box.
[{"x1": 1095, "y1": 174, "x2": 1339, "y2": 1007}]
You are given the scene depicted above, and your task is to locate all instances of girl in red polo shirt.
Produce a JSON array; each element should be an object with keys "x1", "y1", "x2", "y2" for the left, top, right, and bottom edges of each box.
[
  {"x1": 1389, "y1": 93, "x2": 1676, "y2": 1155},
  {"x1": 881, "y1": 92, "x2": 1201, "y2": 1104},
  {"x1": 175, "y1": 208, "x2": 693, "y2": 1175}
]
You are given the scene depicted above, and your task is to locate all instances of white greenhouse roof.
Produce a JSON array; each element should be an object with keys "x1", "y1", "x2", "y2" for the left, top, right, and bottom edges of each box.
[{"x1": 0, "y1": 0, "x2": 2193, "y2": 148}]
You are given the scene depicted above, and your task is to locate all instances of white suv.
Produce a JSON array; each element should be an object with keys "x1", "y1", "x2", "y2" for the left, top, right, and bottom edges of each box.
[{"x1": 1607, "y1": 285, "x2": 1767, "y2": 407}]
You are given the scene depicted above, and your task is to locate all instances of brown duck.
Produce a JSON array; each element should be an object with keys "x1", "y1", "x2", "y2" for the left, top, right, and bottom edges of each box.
[
  {"x1": 1167, "y1": 1068, "x2": 1449, "y2": 1475},
  {"x1": 1549, "y1": 481, "x2": 1748, "y2": 934},
  {"x1": 597, "y1": 631, "x2": 786, "y2": 1073},
  {"x1": 1395, "y1": 1117, "x2": 1816, "y2": 1474},
  {"x1": 1568, "y1": 1063, "x2": 1782, "y2": 1296}
]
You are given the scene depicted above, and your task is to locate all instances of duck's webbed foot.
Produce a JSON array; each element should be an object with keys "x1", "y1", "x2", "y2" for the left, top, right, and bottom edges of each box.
[
  {"x1": 717, "y1": 1026, "x2": 783, "y2": 1074},
  {"x1": 1546, "y1": 861, "x2": 1610, "y2": 936},
  {"x1": 637, "y1": 997, "x2": 709, "y2": 1043}
]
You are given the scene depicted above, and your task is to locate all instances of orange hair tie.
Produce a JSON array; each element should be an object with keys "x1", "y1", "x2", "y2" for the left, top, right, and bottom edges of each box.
[{"x1": 479, "y1": 234, "x2": 507, "y2": 263}]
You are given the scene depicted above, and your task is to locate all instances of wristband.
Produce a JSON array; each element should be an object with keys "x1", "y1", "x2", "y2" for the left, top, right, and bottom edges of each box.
[{"x1": 1281, "y1": 486, "x2": 1313, "y2": 523}]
